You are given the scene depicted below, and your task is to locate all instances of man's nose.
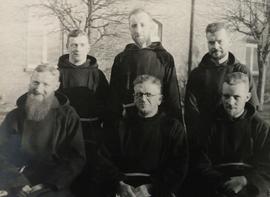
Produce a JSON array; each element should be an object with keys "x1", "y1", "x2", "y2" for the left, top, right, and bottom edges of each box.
[
  {"x1": 36, "y1": 84, "x2": 44, "y2": 93},
  {"x1": 213, "y1": 41, "x2": 220, "y2": 48},
  {"x1": 141, "y1": 94, "x2": 148, "y2": 101},
  {"x1": 136, "y1": 25, "x2": 142, "y2": 34},
  {"x1": 227, "y1": 97, "x2": 235, "y2": 105}
]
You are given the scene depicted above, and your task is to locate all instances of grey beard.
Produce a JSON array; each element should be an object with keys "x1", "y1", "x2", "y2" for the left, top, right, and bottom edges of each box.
[{"x1": 25, "y1": 93, "x2": 55, "y2": 121}]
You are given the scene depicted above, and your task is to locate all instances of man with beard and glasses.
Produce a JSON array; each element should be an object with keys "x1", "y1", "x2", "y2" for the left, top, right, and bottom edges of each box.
[
  {"x1": 193, "y1": 72, "x2": 270, "y2": 197},
  {"x1": 0, "y1": 64, "x2": 85, "y2": 197},
  {"x1": 109, "y1": 8, "x2": 182, "y2": 122},
  {"x1": 104, "y1": 75, "x2": 188, "y2": 197},
  {"x1": 184, "y1": 22, "x2": 259, "y2": 144}
]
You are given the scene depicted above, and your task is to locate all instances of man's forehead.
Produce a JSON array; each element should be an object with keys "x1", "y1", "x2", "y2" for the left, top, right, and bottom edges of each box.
[
  {"x1": 31, "y1": 71, "x2": 55, "y2": 82},
  {"x1": 68, "y1": 35, "x2": 89, "y2": 43},
  {"x1": 129, "y1": 12, "x2": 152, "y2": 24},
  {"x1": 222, "y1": 82, "x2": 248, "y2": 94},
  {"x1": 134, "y1": 82, "x2": 160, "y2": 92},
  {"x1": 206, "y1": 29, "x2": 228, "y2": 39}
]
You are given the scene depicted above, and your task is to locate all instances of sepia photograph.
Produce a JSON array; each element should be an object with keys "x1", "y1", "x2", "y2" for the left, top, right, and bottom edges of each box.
[{"x1": 0, "y1": 0, "x2": 270, "y2": 196}]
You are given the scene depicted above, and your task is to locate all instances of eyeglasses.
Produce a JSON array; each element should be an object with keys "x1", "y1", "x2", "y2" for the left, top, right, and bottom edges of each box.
[{"x1": 134, "y1": 92, "x2": 160, "y2": 98}]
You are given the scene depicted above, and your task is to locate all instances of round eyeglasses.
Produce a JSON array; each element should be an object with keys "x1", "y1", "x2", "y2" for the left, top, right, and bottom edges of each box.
[{"x1": 134, "y1": 92, "x2": 160, "y2": 98}]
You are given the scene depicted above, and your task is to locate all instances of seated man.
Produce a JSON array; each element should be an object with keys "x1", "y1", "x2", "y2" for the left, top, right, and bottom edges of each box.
[
  {"x1": 0, "y1": 64, "x2": 86, "y2": 197},
  {"x1": 105, "y1": 75, "x2": 188, "y2": 197},
  {"x1": 196, "y1": 72, "x2": 270, "y2": 197}
]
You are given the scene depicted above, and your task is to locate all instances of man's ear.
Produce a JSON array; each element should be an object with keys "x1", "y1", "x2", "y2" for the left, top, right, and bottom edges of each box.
[
  {"x1": 246, "y1": 92, "x2": 251, "y2": 102},
  {"x1": 54, "y1": 81, "x2": 60, "y2": 91},
  {"x1": 158, "y1": 95, "x2": 163, "y2": 105}
]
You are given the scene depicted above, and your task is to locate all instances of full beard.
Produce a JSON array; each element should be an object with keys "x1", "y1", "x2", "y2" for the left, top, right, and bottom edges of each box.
[{"x1": 25, "y1": 93, "x2": 55, "y2": 121}]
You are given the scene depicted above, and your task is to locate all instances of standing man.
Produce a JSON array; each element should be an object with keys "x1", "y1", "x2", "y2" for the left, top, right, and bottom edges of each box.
[
  {"x1": 105, "y1": 75, "x2": 188, "y2": 197},
  {"x1": 185, "y1": 22, "x2": 259, "y2": 141},
  {"x1": 110, "y1": 8, "x2": 182, "y2": 121},
  {"x1": 0, "y1": 64, "x2": 85, "y2": 197},
  {"x1": 195, "y1": 72, "x2": 270, "y2": 197},
  {"x1": 58, "y1": 29, "x2": 109, "y2": 144}
]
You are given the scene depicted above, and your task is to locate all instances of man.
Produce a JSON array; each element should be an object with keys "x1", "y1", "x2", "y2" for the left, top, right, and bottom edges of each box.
[
  {"x1": 185, "y1": 22, "x2": 259, "y2": 142},
  {"x1": 109, "y1": 8, "x2": 182, "y2": 121},
  {"x1": 0, "y1": 64, "x2": 86, "y2": 196},
  {"x1": 195, "y1": 72, "x2": 270, "y2": 197},
  {"x1": 105, "y1": 75, "x2": 188, "y2": 197},
  {"x1": 58, "y1": 29, "x2": 109, "y2": 144}
]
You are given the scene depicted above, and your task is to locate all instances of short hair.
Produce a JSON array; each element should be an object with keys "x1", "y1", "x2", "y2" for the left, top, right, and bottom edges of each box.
[
  {"x1": 128, "y1": 8, "x2": 153, "y2": 21},
  {"x1": 133, "y1": 74, "x2": 162, "y2": 92},
  {"x1": 223, "y1": 72, "x2": 249, "y2": 90},
  {"x1": 67, "y1": 29, "x2": 89, "y2": 45},
  {"x1": 206, "y1": 22, "x2": 228, "y2": 34},
  {"x1": 33, "y1": 64, "x2": 60, "y2": 82}
]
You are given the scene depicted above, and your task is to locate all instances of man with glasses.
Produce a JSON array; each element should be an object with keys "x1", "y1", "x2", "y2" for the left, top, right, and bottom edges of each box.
[
  {"x1": 109, "y1": 8, "x2": 182, "y2": 121},
  {"x1": 104, "y1": 74, "x2": 188, "y2": 197}
]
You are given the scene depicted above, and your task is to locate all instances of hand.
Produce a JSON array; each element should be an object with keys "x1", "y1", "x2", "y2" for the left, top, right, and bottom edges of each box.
[
  {"x1": 17, "y1": 184, "x2": 47, "y2": 197},
  {"x1": 17, "y1": 185, "x2": 32, "y2": 197},
  {"x1": 0, "y1": 190, "x2": 8, "y2": 197},
  {"x1": 118, "y1": 181, "x2": 136, "y2": 197},
  {"x1": 134, "y1": 184, "x2": 151, "y2": 197},
  {"x1": 223, "y1": 176, "x2": 247, "y2": 194}
]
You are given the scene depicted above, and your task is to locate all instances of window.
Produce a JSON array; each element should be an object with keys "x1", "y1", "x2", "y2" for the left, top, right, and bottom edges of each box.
[{"x1": 245, "y1": 43, "x2": 259, "y2": 76}]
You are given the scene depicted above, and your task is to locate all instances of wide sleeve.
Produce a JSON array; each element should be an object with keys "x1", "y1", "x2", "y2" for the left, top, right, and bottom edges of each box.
[
  {"x1": 163, "y1": 54, "x2": 183, "y2": 121},
  {"x1": 109, "y1": 54, "x2": 123, "y2": 119},
  {"x1": 184, "y1": 70, "x2": 201, "y2": 142},
  {"x1": 95, "y1": 70, "x2": 110, "y2": 120},
  {"x1": 0, "y1": 110, "x2": 30, "y2": 190},
  {"x1": 43, "y1": 108, "x2": 86, "y2": 190},
  {"x1": 151, "y1": 121, "x2": 189, "y2": 196},
  {"x1": 245, "y1": 119, "x2": 270, "y2": 193}
]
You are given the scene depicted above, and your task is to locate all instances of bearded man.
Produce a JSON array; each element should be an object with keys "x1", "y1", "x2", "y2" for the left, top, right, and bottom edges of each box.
[{"x1": 0, "y1": 64, "x2": 85, "y2": 197}]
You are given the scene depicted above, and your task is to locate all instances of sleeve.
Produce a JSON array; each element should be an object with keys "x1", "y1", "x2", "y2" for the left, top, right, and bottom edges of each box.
[
  {"x1": 0, "y1": 111, "x2": 30, "y2": 190},
  {"x1": 184, "y1": 70, "x2": 201, "y2": 142},
  {"x1": 163, "y1": 53, "x2": 183, "y2": 121},
  {"x1": 109, "y1": 54, "x2": 123, "y2": 119},
  {"x1": 43, "y1": 108, "x2": 86, "y2": 190},
  {"x1": 245, "y1": 120, "x2": 270, "y2": 192},
  {"x1": 151, "y1": 121, "x2": 189, "y2": 196},
  {"x1": 192, "y1": 132, "x2": 230, "y2": 194},
  {"x1": 95, "y1": 70, "x2": 110, "y2": 120}
]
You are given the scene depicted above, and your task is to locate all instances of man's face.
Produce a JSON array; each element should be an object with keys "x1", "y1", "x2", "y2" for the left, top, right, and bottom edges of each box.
[
  {"x1": 29, "y1": 71, "x2": 59, "y2": 102},
  {"x1": 222, "y1": 82, "x2": 251, "y2": 118},
  {"x1": 129, "y1": 12, "x2": 152, "y2": 48},
  {"x1": 206, "y1": 29, "x2": 230, "y2": 60},
  {"x1": 134, "y1": 81, "x2": 162, "y2": 117},
  {"x1": 67, "y1": 35, "x2": 90, "y2": 64}
]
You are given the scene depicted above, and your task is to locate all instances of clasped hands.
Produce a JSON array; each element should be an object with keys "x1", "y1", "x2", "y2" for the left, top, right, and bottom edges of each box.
[
  {"x1": 118, "y1": 181, "x2": 151, "y2": 197},
  {"x1": 221, "y1": 176, "x2": 247, "y2": 195},
  {"x1": 0, "y1": 184, "x2": 49, "y2": 197}
]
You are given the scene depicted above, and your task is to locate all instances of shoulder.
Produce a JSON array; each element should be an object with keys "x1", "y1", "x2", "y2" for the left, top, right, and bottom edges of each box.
[
  {"x1": 160, "y1": 113, "x2": 186, "y2": 136},
  {"x1": 250, "y1": 113, "x2": 270, "y2": 131},
  {"x1": 57, "y1": 104, "x2": 80, "y2": 123},
  {"x1": 54, "y1": 93, "x2": 80, "y2": 121},
  {"x1": 2, "y1": 108, "x2": 20, "y2": 124},
  {"x1": 155, "y1": 47, "x2": 175, "y2": 66}
]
